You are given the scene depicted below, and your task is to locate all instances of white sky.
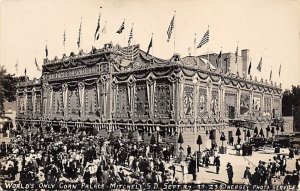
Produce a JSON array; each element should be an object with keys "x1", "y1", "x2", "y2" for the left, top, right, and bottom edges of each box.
[{"x1": 0, "y1": 0, "x2": 299, "y2": 89}]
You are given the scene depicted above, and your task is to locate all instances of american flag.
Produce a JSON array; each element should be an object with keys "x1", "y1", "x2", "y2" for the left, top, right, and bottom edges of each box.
[
  {"x1": 146, "y1": 36, "x2": 153, "y2": 56},
  {"x1": 35, "y1": 58, "x2": 41, "y2": 72},
  {"x1": 15, "y1": 60, "x2": 18, "y2": 74},
  {"x1": 197, "y1": 29, "x2": 209, "y2": 48},
  {"x1": 77, "y1": 20, "x2": 82, "y2": 49},
  {"x1": 45, "y1": 44, "x2": 48, "y2": 57},
  {"x1": 279, "y1": 64, "x2": 281, "y2": 77},
  {"x1": 94, "y1": 13, "x2": 101, "y2": 40},
  {"x1": 116, "y1": 21, "x2": 125, "y2": 34},
  {"x1": 248, "y1": 61, "x2": 252, "y2": 75},
  {"x1": 128, "y1": 27, "x2": 133, "y2": 46},
  {"x1": 257, "y1": 57, "x2": 262, "y2": 72},
  {"x1": 235, "y1": 46, "x2": 238, "y2": 63},
  {"x1": 63, "y1": 30, "x2": 66, "y2": 47},
  {"x1": 167, "y1": 15, "x2": 175, "y2": 42}
]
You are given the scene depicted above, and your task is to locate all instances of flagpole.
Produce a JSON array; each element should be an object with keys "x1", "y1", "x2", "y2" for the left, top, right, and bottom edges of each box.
[
  {"x1": 207, "y1": 25, "x2": 210, "y2": 62},
  {"x1": 249, "y1": 57, "x2": 252, "y2": 78},
  {"x1": 63, "y1": 24, "x2": 66, "y2": 54},
  {"x1": 45, "y1": 40, "x2": 48, "y2": 58},
  {"x1": 236, "y1": 41, "x2": 239, "y2": 75},
  {"x1": 173, "y1": 11, "x2": 176, "y2": 54},
  {"x1": 194, "y1": 33, "x2": 196, "y2": 56},
  {"x1": 123, "y1": 19, "x2": 125, "y2": 47},
  {"x1": 81, "y1": 17, "x2": 82, "y2": 50},
  {"x1": 220, "y1": 46, "x2": 222, "y2": 70},
  {"x1": 152, "y1": 33, "x2": 154, "y2": 62}
]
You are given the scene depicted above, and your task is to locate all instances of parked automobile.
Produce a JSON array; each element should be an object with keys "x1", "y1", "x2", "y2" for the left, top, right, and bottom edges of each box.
[
  {"x1": 249, "y1": 137, "x2": 266, "y2": 148},
  {"x1": 273, "y1": 135, "x2": 291, "y2": 148}
]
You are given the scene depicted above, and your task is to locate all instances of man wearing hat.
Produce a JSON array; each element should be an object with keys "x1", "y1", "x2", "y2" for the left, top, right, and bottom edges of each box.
[
  {"x1": 226, "y1": 162, "x2": 234, "y2": 185},
  {"x1": 243, "y1": 166, "x2": 251, "y2": 185},
  {"x1": 173, "y1": 177, "x2": 179, "y2": 184},
  {"x1": 214, "y1": 156, "x2": 221, "y2": 174},
  {"x1": 290, "y1": 170, "x2": 299, "y2": 186}
]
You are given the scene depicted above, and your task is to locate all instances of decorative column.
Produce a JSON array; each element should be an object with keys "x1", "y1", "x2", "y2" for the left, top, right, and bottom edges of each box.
[
  {"x1": 169, "y1": 75, "x2": 177, "y2": 119},
  {"x1": 78, "y1": 82, "x2": 85, "y2": 117},
  {"x1": 32, "y1": 88, "x2": 36, "y2": 116},
  {"x1": 261, "y1": 92, "x2": 265, "y2": 117},
  {"x1": 111, "y1": 80, "x2": 117, "y2": 117},
  {"x1": 16, "y1": 89, "x2": 19, "y2": 115},
  {"x1": 127, "y1": 76, "x2": 136, "y2": 118},
  {"x1": 236, "y1": 87, "x2": 241, "y2": 118},
  {"x1": 62, "y1": 83, "x2": 68, "y2": 117},
  {"x1": 279, "y1": 94, "x2": 282, "y2": 118},
  {"x1": 249, "y1": 89, "x2": 253, "y2": 117},
  {"x1": 146, "y1": 75, "x2": 156, "y2": 118},
  {"x1": 101, "y1": 74, "x2": 109, "y2": 119},
  {"x1": 178, "y1": 75, "x2": 184, "y2": 119},
  {"x1": 193, "y1": 77, "x2": 199, "y2": 132},
  {"x1": 49, "y1": 86, "x2": 53, "y2": 118},
  {"x1": 24, "y1": 88, "x2": 28, "y2": 115},
  {"x1": 219, "y1": 83, "x2": 225, "y2": 118},
  {"x1": 207, "y1": 81, "x2": 212, "y2": 118},
  {"x1": 96, "y1": 79, "x2": 102, "y2": 118},
  {"x1": 42, "y1": 83, "x2": 49, "y2": 118}
]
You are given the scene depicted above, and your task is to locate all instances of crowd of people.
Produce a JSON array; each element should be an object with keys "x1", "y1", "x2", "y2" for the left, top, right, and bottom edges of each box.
[
  {"x1": 0, "y1": 129, "x2": 299, "y2": 189},
  {"x1": 0, "y1": 131, "x2": 182, "y2": 189},
  {"x1": 240, "y1": 154, "x2": 300, "y2": 187}
]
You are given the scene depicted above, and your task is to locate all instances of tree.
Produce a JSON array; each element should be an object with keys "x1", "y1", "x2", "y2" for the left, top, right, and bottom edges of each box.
[
  {"x1": 282, "y1": 86, "x2": 300, "y2": 132},
  {"x1": 271, "y1": 126, "x2": 275, "y2": 136},
  {"x1": 61, "y1": 126, "x2": 67, "y2": 134},
  {"x1": 45, "y1": 125, "x2": 51, "y2": 132},
  {"x1": 92, "y1": 127, "x2": 98, "y2": 136},
  {"x1": 0, "y1": 66, "x2": 27, "y2": 116},
  {"x1": 246, "y1": 129, "x2": 251, "y2": 141},
  {"x1": 108, "y1": 131, "x2": 114, "y2": 140},
  {"x1": 259, "y1": 128, "x2": 264, "y2": 137},
  {"x1": 128, "y1": 131, "x2": 134, "y2": 141},
  {"x1": 150, "y1": 134, "x2": 156, "y2": 145},
  {"x1": 276, "y1": 125, "x2": 280, "y2": 135},
  {"x1": 209, "y1": 130, "x2": 215, "y2": 148},
  {"x1": 266, "y1": 125, "x2": 270, "y2": 138},
  {"x1": 196, "y1": 135, "x2": 203, "y2": 151},
  {"x1": 281, "y1": 126, "x2": 284, "y2": 133},
  {"x1": 235, "y1": 128, "x2": 241, "y2": 144},
  {"x1": 178, "y1": 132, "x2": 184, "y2": 149},
  {"x1": 254, "y1": 126, "x2": 258, "y2": 136},
  {"x1": 220, "y1": 132, "x2": 226, "y2": 147}
]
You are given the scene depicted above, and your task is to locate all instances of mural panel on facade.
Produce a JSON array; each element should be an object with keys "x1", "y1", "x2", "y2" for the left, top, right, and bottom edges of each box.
[
  {"x1": 19, "y1": 96, "x2": 25, "y2": 114},
  {"x1": 53, "y1": 89, "x2": 63, "y2": 116},
  {"x1": 36, "y1": 94, "x2": 41, "y2": 115},
  {"x1": 154, "y1": 82, "x2": 171, "y2": 118},
  {"x1": 198, "y1": 87, "x2": 208, "y2": 118},
  {"x1": 27, "y1": 94, "x2": 33, "y2": 116},
  {"x1": 116, "y1": 84, "x2": 128, "y2": 118},
  {"x1": 240, "y1": 92, "x2": 250, "y2": 115},
  {"x1": 211, "y1": 88, "x2": 219, "y2": 116},
  {"x1": 183, "y1": 85, "x2": 194, "y2": 117},
  {"x1": 225, "y1": 91, "x2": 237, "y2": 118},
  {"x1": 252, "y1": 96, "x2": 261, "y2": 116},
  {"x1": 85, "y1": 85, "x2": 97, "y2": 117},
  {"x1": 68, "y1": 88, "x2": 80, "y2": 117},
  {"x1": 264, "y1": 97, "x2": 272, "y2": 116},
  {"x1": 135, "y1": 83, "x2": 148, "y2": 118}
]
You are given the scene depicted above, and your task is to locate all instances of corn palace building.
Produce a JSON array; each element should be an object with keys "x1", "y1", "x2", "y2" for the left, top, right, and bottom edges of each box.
[{"x1": 16, "y1": 43, "x2": 283, "y2": 153}]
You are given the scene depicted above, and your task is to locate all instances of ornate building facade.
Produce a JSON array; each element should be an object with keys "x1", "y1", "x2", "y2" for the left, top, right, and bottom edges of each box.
[{"x1": 16, "y1": 43, "x2": 283, "y2": 152}]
